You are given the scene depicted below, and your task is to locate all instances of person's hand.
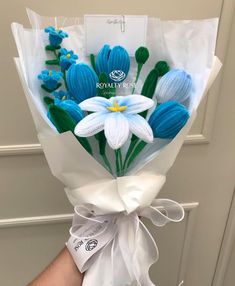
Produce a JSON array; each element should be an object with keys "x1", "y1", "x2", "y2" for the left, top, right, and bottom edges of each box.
[{"x1": 28, "y1": 247, "x2": 83, "y2": 286}]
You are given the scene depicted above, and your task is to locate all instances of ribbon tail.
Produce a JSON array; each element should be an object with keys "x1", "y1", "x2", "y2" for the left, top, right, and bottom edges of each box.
[{"x1": 132, "y1": 219, "x2": 159, "y2": 286}]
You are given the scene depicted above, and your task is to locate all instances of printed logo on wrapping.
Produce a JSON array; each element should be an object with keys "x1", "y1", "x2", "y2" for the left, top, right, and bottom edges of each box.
[
  {"x1": 85, "y1": 239, "x2": 98, "y2": 251},
  {"x1": 96, "y1": 70, "x2": 135, "y2": 95},
  {"x1": 109, "y1": 70, "x2": 126, "y2": 82}
]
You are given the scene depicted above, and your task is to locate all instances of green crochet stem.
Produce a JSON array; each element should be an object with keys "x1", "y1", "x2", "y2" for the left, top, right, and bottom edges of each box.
[
  {"x1": 95, "y1": 132, "x2": 112, "y2": 174},
  {"x1": 44, "y1": 46, "x2": 68, "y2": 92},
  {"x1": 123, "y1": 135, "x2": 138, "y2": 169},
  {"x1": 123, "y1": 60, "x2": 169, "y2": 171},
  {"x1": 124, "y1": 141, "x2": 147, "y2": 171},
  {"x1": 132, "y1": 63, "x2": 143, "y2": 94},
  {"x1": 115, "y1": 149, "x2": 123, "y2": 177},
  {"x1": 90, "y1": 54, "x2": 96, "y2": 72},
  {"x1": 48, "y1": 105, "x2": 93, "y2": 155}
]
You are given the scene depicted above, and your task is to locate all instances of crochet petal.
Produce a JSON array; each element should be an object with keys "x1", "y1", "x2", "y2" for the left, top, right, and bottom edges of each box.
[
  {"x1": 96, "y1": 44, "x2": 110, "y2": 75},
  {"x1": 121, "y1": 95, "x2": 154, "y2": 115},
  {"x1": 104, "y1": 113, "x2": 129, "y2": 149},
  {"x1": 128, "y1": 114, "x2": 153, "y2": 143},
  {"x1": 79, "y1": 97, "x2": 111, "y2": 112},
  {"x1": 74, "y1": 112, "x2": 106, "y2": 137}
]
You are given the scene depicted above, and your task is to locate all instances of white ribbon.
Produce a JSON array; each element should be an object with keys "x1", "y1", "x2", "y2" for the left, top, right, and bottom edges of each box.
[{"x1": 66, "y1": 199, "x2": 184, "y2": 286}]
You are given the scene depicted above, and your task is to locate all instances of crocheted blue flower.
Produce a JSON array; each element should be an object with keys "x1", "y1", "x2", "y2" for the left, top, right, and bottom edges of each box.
[
  {"x1": 59, "y1": 48, "x2": 78, "y2": 70},
  {"x1": 96, "y1": 45, "x2": 130, "y2": 83},
  {"x1": 67, "y1": 63, "x2": 98, "y2": 103},
  {"x1": 45, "y1": 26, "x2": 68, "y2": 47},
  {"x1": 53, "y1": 90, "x2": 70, "y2": 100},
  {"x1": 53, "y1": 99, "x2": 84, "y2": 123},
  {"x1": 38, "y1": 70, "x2": 63, "y2": 91},
  {"x1": 155, "y1": 69, "x2": 193, "y2": 104},
  {"x1": 149, "y1": 101, "x2": 190, "y2": 139}
]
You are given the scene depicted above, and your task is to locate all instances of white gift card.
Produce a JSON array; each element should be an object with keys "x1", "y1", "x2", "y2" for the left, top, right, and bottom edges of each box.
[{"x1": 84, "y1": 14, "x2": 148, "y2": 56}]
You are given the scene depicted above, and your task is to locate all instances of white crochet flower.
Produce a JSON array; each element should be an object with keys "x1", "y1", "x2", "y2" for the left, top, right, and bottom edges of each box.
[{"x1": 74, "y1": 95, "x2": 154, "y2": 150}]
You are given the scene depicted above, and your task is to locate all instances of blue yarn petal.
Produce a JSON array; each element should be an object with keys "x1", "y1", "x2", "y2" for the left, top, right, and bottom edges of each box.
[
  {"x1": 149, "y1": 101, "x2": 190, "y2": 139},
  {"x1": 107, "y1": 46, "x2": 130, "y2": 83},
  {"x1": 96, "y1": 44, "x2": 111, "y2": 75},
  {"x1": 156, "y1": 69, "x2": 193, "y2": 104},
  {"x1": 67, "y1": 63, "x2": 98, "y2": 103},
  {"x1": 55, "y1": 99, "x2": 84, "y2": 123}
]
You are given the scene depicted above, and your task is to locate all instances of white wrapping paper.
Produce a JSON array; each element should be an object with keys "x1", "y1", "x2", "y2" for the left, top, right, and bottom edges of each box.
[{"x1": 12, "y1": 10, "x2": 222, "y2": 285}]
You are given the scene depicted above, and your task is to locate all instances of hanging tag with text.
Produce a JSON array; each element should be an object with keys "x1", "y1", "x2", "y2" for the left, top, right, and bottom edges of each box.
[{"x1": 84, "y1": 14, "x2": 148, "y2": 56}]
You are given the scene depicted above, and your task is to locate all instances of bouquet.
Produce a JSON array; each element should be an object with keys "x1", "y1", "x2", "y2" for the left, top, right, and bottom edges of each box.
[{"x1": 12, "y1": 9, "x2": 221, "y2": 286}]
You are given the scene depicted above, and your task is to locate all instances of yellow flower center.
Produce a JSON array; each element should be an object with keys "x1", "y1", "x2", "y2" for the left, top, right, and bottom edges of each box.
[
  {"x1": 49, "y1": 71, "x2": 53, "y2": 76},
  {"x1": 107, "y1": 100, "x2": 127, "y2": 112},
  {"x1": 62, "y1": 95, "x2": 66, "y2": 101},
  {"x1": 66, "y1": 53, "x2": 71, "y2": 59}
]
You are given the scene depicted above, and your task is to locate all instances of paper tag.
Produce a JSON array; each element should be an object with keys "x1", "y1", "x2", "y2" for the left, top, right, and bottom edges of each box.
[
  {"x1": 84, "y1": 14, "x2": 148, "y2": 56},
  {"x1": 66, "y1": 217, "x2": 117, "y2": 272}
]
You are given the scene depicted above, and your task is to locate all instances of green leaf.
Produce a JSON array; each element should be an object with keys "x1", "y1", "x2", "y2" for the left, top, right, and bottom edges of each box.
[
  {"x1": 48, "y1": 105, "x2": 93, "y2": 155},
  {"x1": 41, "y1": 82, "x2": 62, "y2": 93},
  {"x1": 45, "y1": 45, "x2": 61, "y2": 51},
  {"x1": 43, "y1": 96, "x2": 54, "y2": 107},
  {"x1": 45, "y1": 59, "x2": 60, "y2": 65}
]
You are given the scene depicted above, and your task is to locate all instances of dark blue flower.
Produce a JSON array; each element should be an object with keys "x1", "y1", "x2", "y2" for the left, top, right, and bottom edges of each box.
[
  {"x1": 96, "y1": 44, "x2": 130, "y2": 83},
  {"x1": 149, "y1": 101, "x2": 190, "y2": 139},
  {"x1": 45, "y1": 26, "x2": 68, "y2": 47},
  {"x1": 38, "y1": 70, "x2": 63, "y2": 91},
  {"x1": 53, "y1": 90, "x2": 69, "y2": 100},
  {"x1": 67, "y1": 63, "x2": 98, "y2": 103},
  {"x1": 52, "y1": 99, "x2": 84, "y2": 123},
  {"x1": 59, "y1": 48, "x2": 78, "y2": 70}
]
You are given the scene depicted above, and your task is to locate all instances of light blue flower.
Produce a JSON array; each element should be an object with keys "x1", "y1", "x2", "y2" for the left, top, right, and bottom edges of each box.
[
  {"x1": 96, "y1": 45, "x2": 130, "y2": 83},
  {"x1": 53, "y1": 99, "x2": 84, "y2": 123},
  {"x1": 149, "y1": 101, "x2": 189, "y2": 139},
  {"x1": 38, "y1": 70, "x2": 63, "y2": 91},
  {"x1": 155, "y1": 69, "x2": 193, "y2": 104},
  {"x1": 74, "y1": 95, "x2": 154, "y2": 149},
  {"x1": 45, "y1": 26, "x2": 68, "y2": 47},
  {"x1": 59, "y1": 48, "x2": 78, "y2": 70},
  {"x1": 67, "y1": 63, "x2": 98, "y2": 103}
]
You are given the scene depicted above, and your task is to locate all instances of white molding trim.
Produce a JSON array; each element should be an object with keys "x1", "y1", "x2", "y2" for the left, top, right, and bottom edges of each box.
[
  {"x1": 212, "y1": 190, "x2": 235, "y2": 286},
  {"x1": 0, "y1": 143, "x2": 42, "y2": 156},
  {"x1": 0, "y1": 133, "x2": 208, "y2": 157},
  {"x1": 0, "y1": 213, "x2": 73, "y2": 228},
  {"x1": 0, "y1": 133, "x2": 210, "y2": 157},
  {"x1": 177, "y1": 202, "x2": 199, "y2": 285},
  {"x1": 0, "y1": 203, "x2": 198, "y2": 230}
]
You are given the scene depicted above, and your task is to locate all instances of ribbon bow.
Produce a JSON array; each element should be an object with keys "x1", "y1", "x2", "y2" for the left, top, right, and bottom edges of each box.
[{"x1": 66, "y1": 199, "x2": 184, "y2": 286}]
